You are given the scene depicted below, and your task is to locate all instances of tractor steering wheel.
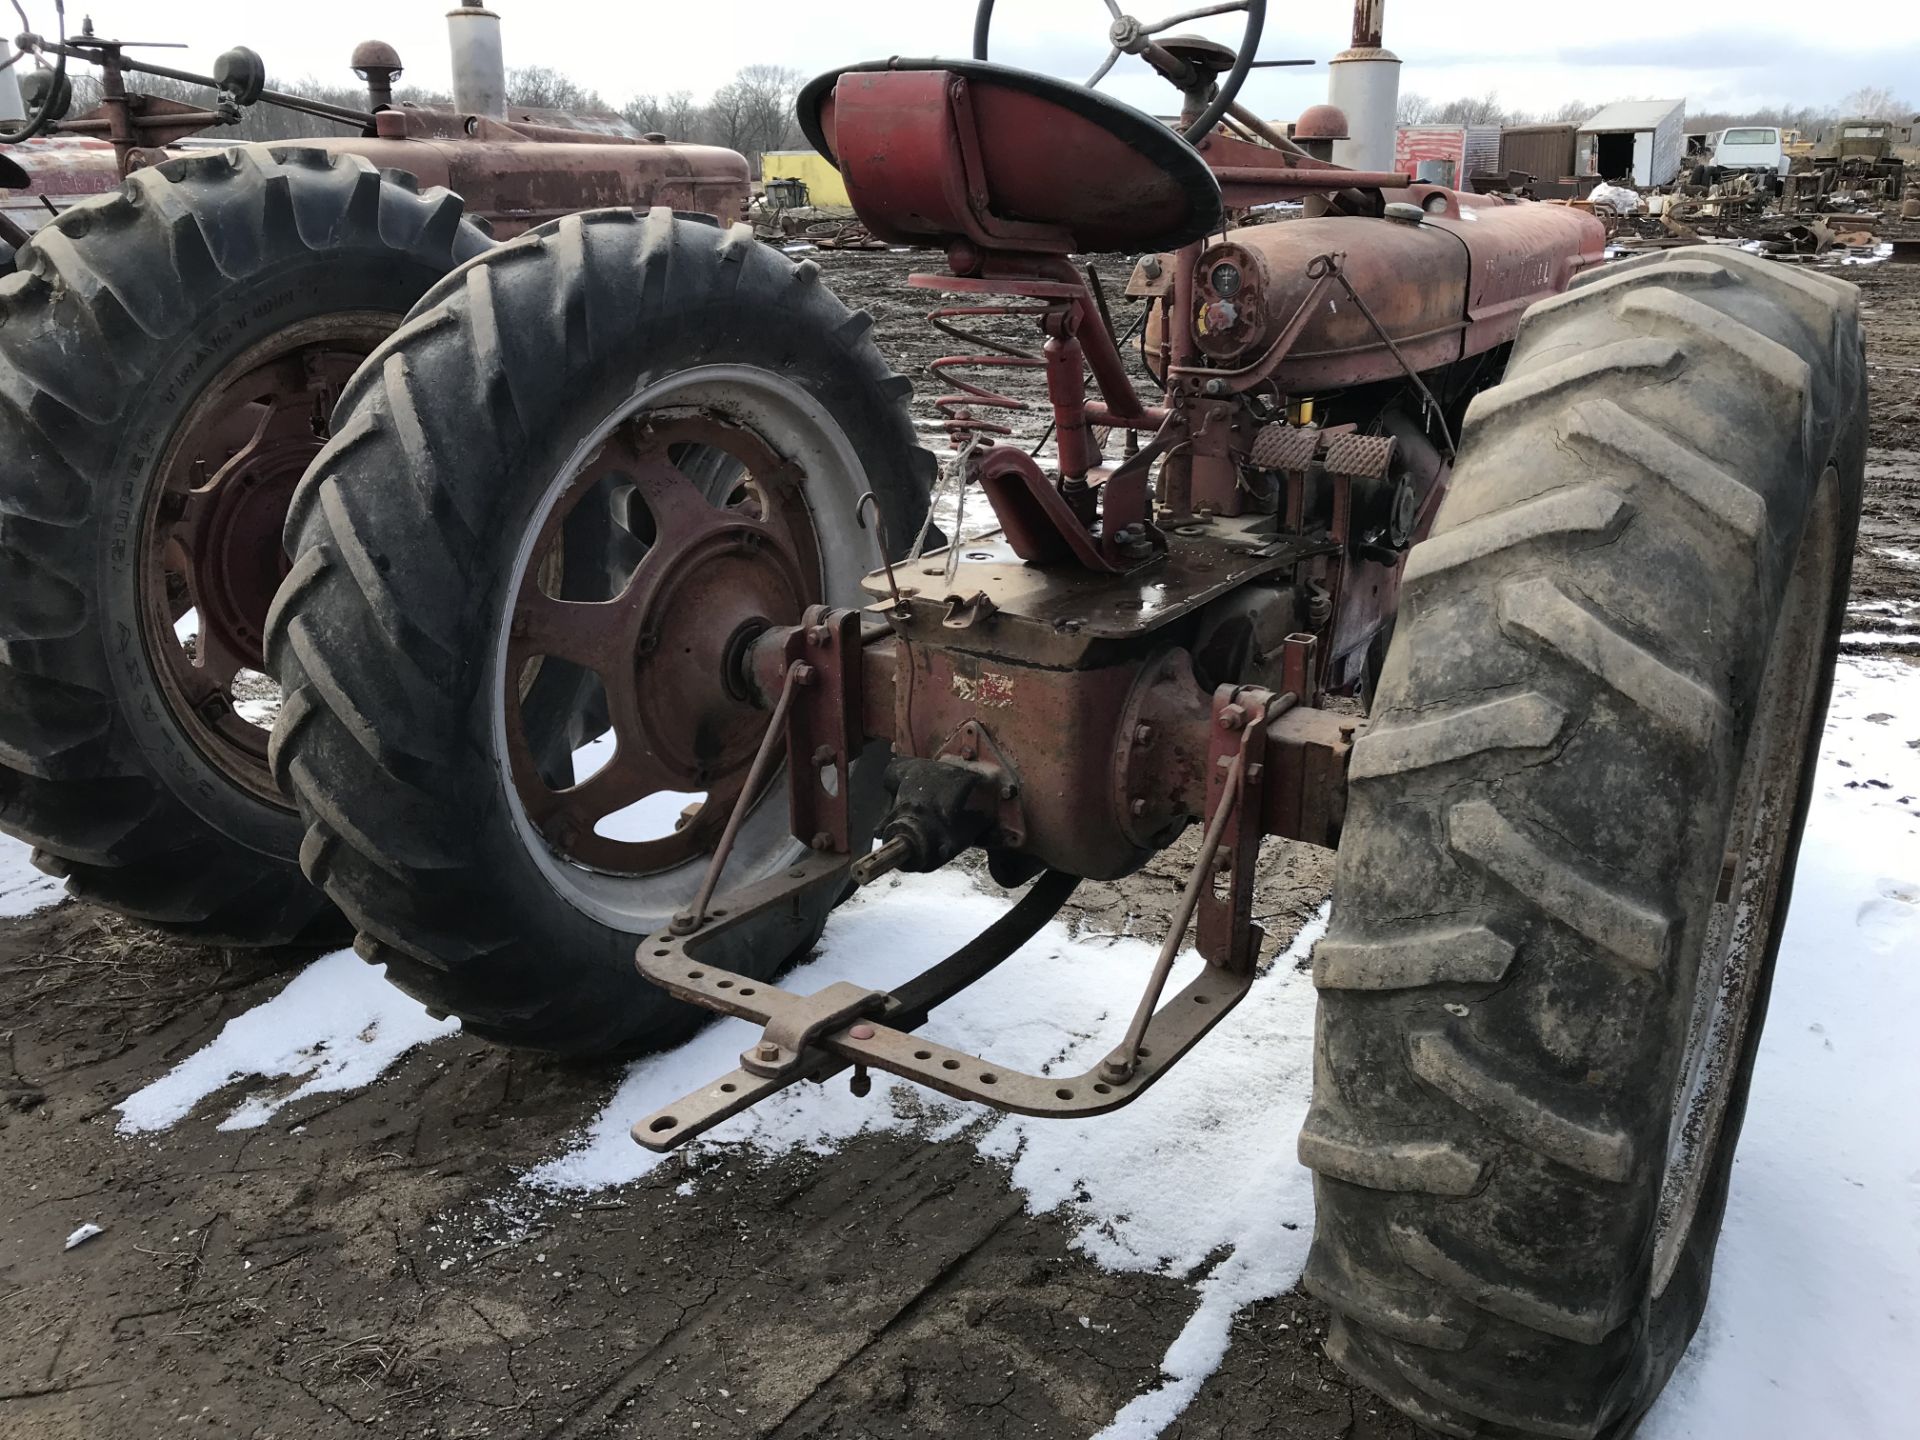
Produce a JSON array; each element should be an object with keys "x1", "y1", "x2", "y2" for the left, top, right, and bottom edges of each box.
[
  {"x1": 973, "y1": 0, "x2": 1266, "y2": 145},
  {"x1": 0, "y1": 0, "x2": 68, "y2": 145}
]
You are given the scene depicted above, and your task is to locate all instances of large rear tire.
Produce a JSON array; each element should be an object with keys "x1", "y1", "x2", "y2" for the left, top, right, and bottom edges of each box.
[
  {"x1": 267, "y1": 209, "x2": 934, "y2": 1055},
  {"x1": 0, "y1": 145, "x2": 489, "y2": 944},
  {"x1": 1300, "y1": 248, "x2": 1865, "y2": 1436}
]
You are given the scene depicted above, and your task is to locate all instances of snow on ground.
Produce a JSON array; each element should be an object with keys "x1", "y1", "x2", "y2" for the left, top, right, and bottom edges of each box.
[
  {"x1": 0, "y1": 832, "x2": 63, "y2": 919},
  {"x1": 92, "y1": 658, "x2": 1920, "y2": 1438},
  {"x1": 1642, "y1": 658, "x2": 1920, "y2": 1440},
  {"x1": 526, "y1": 874, "x2": 1329, "y2": 1439},
  {"x1": 116, "y1": 950, "x2": 460, "y2": 1134}
]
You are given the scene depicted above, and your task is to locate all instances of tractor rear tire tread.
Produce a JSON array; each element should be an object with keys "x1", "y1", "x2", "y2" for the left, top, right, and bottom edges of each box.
[
  {"x1": 269, "y1": 208, "x2": 934, "y2": 1054},
  {"x1": 1302, "y1": 246, "x2": 1865, "y2": 1438}
]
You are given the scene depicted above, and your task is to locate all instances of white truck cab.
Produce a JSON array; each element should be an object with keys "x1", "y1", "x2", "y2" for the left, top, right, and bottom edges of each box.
[{"x1": 1709, "y1": 126, "x2": 1790, "y2": 178}]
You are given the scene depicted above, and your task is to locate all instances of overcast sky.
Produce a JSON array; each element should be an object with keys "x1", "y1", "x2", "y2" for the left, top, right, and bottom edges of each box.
[{"x1": 62, "y1": 1, "x2": 1920, "y2": 121}]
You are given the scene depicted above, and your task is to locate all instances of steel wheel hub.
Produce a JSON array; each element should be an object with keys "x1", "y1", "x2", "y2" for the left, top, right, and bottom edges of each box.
[
  {"x1": 141, "y1": 315, "x2": 394, "y2": 806},
  {"x1": 505, "y1": 412, "x2": 821, "y2": 876}
]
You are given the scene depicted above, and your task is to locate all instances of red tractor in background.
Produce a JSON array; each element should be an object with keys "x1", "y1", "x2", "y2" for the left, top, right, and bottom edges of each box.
[
  {"x1": 2, "y1": 0, "x2": 1867, "y2": 1435},
  {"x1": 0, "y1": 1, "x2": 745, "y2": 942}
]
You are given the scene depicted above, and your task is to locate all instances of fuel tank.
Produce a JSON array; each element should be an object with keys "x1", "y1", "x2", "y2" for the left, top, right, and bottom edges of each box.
[{"x1": 1151, "y1": 200, "x2": 1606, "y2": 392}]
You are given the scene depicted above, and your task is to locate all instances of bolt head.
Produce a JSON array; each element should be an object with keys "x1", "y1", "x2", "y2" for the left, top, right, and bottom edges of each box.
[
  {"x1": 811, "y1": 745, "x2": 837, "y2": 767},
  {"x1": 810, "y1": 831, "x2": 835, "y2": 851},
  {"x1": 1219, "y1": 704, "x2": 1247, "y2": 731},
  {"x1": 1134, "y1": 724, "x2": 1154, "y2": 746},
  {"x1": 757, "y1": 1041, "x2": 781, "y2": 1063}
]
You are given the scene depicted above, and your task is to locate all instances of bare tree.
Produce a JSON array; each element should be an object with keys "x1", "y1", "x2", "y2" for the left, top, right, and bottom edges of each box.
[
  {"x1": 1397, "y1": 91, "x2": 1435, "y2": 124},
  {"x1": 1840, "y1": 85, "x2": 1907, "y2": 119},
  {"x1": 1433, "y1": 91, "x2": 1506, "y2": 126},
  {"x1": 733, "y1": 64, "x2": 805, "y2": 161},
  {"x1": 506, "y1": 65, "x2": 609, "y2": 115},
  {"x1": 706, "y1": 78, "x2": 750, "y2": 151},
  {"x1": 661, "y1": 90, "x2": 701, "y2": 142},
  {"x1": 622, "y1": 93, "x2": 665, "y2": 135}
]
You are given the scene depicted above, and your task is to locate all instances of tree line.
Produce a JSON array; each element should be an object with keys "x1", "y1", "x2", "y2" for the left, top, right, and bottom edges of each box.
[{"x1": 1399, "y1": 85, "x2": 1914, "y2": 132}]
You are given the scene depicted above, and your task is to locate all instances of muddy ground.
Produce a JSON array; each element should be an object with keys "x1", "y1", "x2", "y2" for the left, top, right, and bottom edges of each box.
[{"x1": 3, "y1": 246, "x2": 1918, "y2": 1440}]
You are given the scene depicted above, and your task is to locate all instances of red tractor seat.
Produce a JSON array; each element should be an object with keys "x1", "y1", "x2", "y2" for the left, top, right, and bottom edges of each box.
[{"x1": 797, "y1": 59, "x2": 1224, "y2": 255}]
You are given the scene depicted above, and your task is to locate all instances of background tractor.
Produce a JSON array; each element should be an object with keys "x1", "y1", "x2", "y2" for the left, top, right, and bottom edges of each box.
[{"x1": 0, "y1": 2, "x2": 747, "y2": 944}]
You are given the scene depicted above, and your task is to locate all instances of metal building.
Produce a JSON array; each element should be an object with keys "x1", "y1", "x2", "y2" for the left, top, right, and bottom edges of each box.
[{"x1": 1575, "y1": 99, "x2": 1686, "y2": 188}]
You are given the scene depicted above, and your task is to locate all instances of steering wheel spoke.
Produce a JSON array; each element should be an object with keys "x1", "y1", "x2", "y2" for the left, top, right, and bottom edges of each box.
[{"x1": 977, "y1": 0, "x2": 1266, "y2": 143}]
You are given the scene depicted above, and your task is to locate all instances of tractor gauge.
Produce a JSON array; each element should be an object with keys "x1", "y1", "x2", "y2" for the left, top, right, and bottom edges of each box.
[{"x1": 1209, "y1": 261, "x2": 1243, "y2": 298}]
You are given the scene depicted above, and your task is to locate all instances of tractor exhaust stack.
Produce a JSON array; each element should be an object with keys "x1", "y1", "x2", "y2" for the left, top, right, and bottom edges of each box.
[
  {"x1": 447, "y1": 0, "x2": 507, "y2": 119},
  {"x1": 1327, "y1": 0, "x2": 1399, "y2": 173}
]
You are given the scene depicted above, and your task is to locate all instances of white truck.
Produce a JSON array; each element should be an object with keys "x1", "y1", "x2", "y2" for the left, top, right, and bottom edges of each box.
[{"x1": 1706, "y1": 126, "x2": 1791, "y2": 188}]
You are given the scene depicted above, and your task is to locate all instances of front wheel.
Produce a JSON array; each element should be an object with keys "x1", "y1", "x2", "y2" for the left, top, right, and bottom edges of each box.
[
  {"x1": 267, "y1": 209, "x2": 934, "y2": 1055},
  {"x1": 1300, "y1": 248, "x2": 1865, "y2": 1437}
]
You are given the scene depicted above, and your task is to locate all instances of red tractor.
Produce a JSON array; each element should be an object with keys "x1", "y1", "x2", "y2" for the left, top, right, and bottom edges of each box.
[
  {"x1": 0, "y1": 2, "x2": 745, "y2": 942},
  {"x1": 7, "y1": 1, "x2": 1867, "y2": 1434}
]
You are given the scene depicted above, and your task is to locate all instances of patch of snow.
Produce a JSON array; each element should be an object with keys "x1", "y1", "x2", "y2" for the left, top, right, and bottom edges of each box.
[
  {"x1": 115, "y1": 950, "x2": 461, "y2": 1133},
  {"x1": 570, "y1": 732, "x2": 704, "y2": 840},
  {"x1": 1837, "y1": 242, "x2": 1894, "y2": 267},
  {"x1": 0, "y1": 833, "x2": 63, "y2": 919},
  {"x1": 1842, "y1": 631, "x2": 1920, "y2": 647},
  {"x1": 64, "y1": 1223, "x2": 104, "y2": 1250},
  {"x1": 1643, "y1": 658, "x2": 1920, "y2": 1439},
  {"x1": 528, "y1": 865, "x2": 1327, "y2": 1436}
]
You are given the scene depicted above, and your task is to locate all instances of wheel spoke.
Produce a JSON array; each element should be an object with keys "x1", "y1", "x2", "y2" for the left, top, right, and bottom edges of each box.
[
  {"x1": 621, "y1": 449, "x2": 740, "y2": 551},
  {"x1": 1087, "y1": 47, "x2": 1122, "y2": 86},
  {"x1": 510, "y1": 589, "x2": 635, "y2": 680},
  {"x1": 525, "y1": 728, "x2": 688, "y2": 835},
  {"x1": 187, "y1": 622, "x2": 247, "y2": 697}
]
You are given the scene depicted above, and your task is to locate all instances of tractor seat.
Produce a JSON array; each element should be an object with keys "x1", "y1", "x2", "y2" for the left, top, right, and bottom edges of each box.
[{"x1": 797, "y1": 59, "x2": 1224, "y2": 255}]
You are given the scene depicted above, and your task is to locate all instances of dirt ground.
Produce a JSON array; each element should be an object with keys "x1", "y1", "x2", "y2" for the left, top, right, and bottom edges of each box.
[{"x1": 3, "y1": 245, "x2": 1918, "y2": 1440}]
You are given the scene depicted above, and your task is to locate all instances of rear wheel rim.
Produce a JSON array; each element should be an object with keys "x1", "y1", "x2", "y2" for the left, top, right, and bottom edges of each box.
[
  {"x1": 1651, "y1": 466, "x2": 1843, "y2": 1295},
  {"x1": 139, "y1": 312, "x2": 397, "y2": 807},
  {"x1": 493, "y1": 366, "x2": 869, "y2": 932}
]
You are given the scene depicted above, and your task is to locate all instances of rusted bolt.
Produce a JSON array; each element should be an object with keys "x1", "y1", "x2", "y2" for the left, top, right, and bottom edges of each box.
[
  {"x1": 1338, "y1": 721, "x2": 1358, "y2": 740},
  {"x1": 1129, "y1": 797, "x2": 1148, "y2": 817},
  {"x1": 756, "y1": 1041, "x2": 781, "y2": 1063},
  {"x1": 1219, "y1": 704, "x2": 1247, "y2": 732},
  {"x1": 811, "y1": 746, "x2": 837, "y2": 767},
  {"x1": 849, "y1": 1065, "x2": 873, "y2": 1098},
  {"x1": 810, "y1": 831, "x2": 835, "y2": 851},
  {"x1": 810, "y1": 625, "x2": 833, "y2": 648},
  {"x1": 999, "y1": 781, "x2": 1019, "y2": 800},
  {"x1": 1134, "y1": 725, "x2": 1154, "y2": 746},
  {"x1": 959, "y1": 744, "x2": 977, "y2": 761},
  {"x1": 849, "y1": 1024, "x2": 875, "y2": 1040},
  {"x1": 791, "y1": 663, "x2": 817, "y2": 687}
]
